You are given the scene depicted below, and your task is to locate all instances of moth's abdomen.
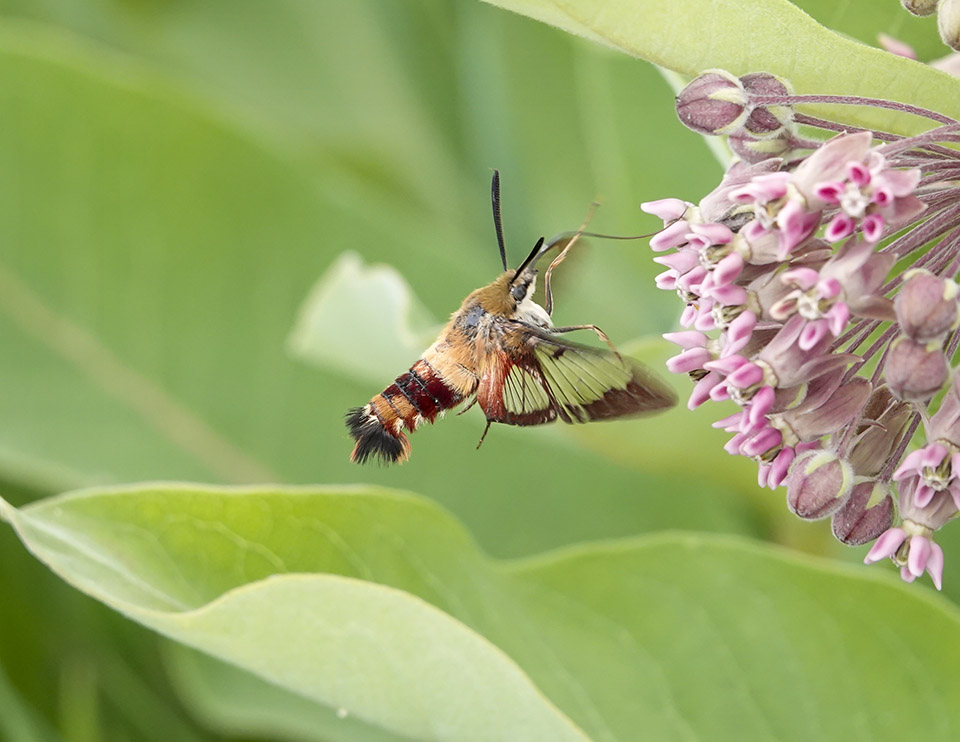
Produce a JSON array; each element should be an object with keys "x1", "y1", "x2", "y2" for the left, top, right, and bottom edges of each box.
[{"x1": 346, "y1": 359, "x2": 464, "y2": 464}]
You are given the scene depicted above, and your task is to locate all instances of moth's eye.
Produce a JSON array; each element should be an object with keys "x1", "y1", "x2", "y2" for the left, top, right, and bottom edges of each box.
[{"x1": 510, "y1": 283, "x2": 527, "y2": 302}]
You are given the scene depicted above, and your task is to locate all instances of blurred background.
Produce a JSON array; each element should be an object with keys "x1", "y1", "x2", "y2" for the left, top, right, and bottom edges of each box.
[{"x1": 0, "y1": 1, "x2": 949, "y2": 740}]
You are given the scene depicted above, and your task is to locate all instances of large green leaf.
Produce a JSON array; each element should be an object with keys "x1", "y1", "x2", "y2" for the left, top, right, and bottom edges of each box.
[
  {"x1": 481, "y1": 0, "x2": 960, "y2": 137},
  {"x1": 3, "y1": 484, "x2": 960, "y2": 741},
  {"x1": 164, "y1": 645, "x2": 414, "y2": 742}
]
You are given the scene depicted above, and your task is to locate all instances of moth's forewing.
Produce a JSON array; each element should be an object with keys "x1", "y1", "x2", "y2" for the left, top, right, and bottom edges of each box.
[{"x1": 477, "y1": 321, "x2": 677, "y2": 425}]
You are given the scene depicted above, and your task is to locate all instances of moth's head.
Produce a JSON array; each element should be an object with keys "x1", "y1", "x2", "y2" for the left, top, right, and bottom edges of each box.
[{"x1": 474, "y1": 268, "x2": 538, "y2": 316}]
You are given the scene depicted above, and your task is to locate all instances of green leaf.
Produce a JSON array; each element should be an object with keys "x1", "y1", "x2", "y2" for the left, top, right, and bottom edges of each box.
[
  {"x1": 480, "y1": 0, "x2": 960, "y2": 137},
  {"x1": 165, "y1": 644, "x2": 414, "y2": 742},
  {"x1": 287, "y1": 252, "x2": 441, "y2": 385},
  {"x1": 4, "y1": 484, "x2": 960, "y2": 741}
]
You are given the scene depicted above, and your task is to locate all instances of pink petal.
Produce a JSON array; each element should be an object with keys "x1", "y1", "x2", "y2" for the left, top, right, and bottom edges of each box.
[
  {"x1": 921, "y1": 442, "x2": 949, "y2": 468},
  {"x1": 757, "y1": 463, "x2": 771, "y2": 488},
  {"x1": 667, "y1": 347, "x2": 712, "y2": 374},
  {"x1": 709, "y1": 382, "x2": 732, "y2": 402},
  {"x1": 723, "y1": 432, "x2": 747, "y2": 455},
  {"x1": 714, "y1": 253, "x2": 744, "y2": 286},
  {"x1": 693, "y1": 311, "x2": 717, "y2": 331},
  {"x1": 678, "y1": 265, "x2": 706, "y2": 292},
  {"x1": 724, "y1": 311, "x2": 757, "y2": 356},
  {"x1": 710, "y1": 284, "x2": 748, "y2": 306},
  {"x1": 862, "y1": 213, "x2": 885, "y2": 243},
  {"x1": 798, "y1": 319, "x2": 829, "y2": 351},
  {"x1": 650, "y1": 220, "x2": 691, "y2": 251},
  {"x1": 778, "y1": 209, "x2": 822, "y2": 259},
  {"x1": 767, "y1": 447, "x2": 795, "y2": 489},
  {"x1": 914, "y1": 483, "x2": 936, "y2": 509},
  {"x1": 655, "y1": 270, "x2": 678, "y2": 290},
  {"x1": 653, "y1": 250, "x2": 699, "y2": 272},
  {"x1": 927, "y1": 542, "x2": 945, "y2": 591},
  {"x1": 731, "y1": 172, "x2": 790, "y2": 203},
  {"x1": 886, "y1": 194, "x2": 927, "y2": 226},
  {"x1": 712, "y1": 412, "x2": 743, "y2": 430},
  {"x1": 871, "y1": 185, "x2": 892, "y2": 208},
  {"x1": 688, "y1": 372, "x2": 722, "y2": 409},
  {"x1": 662, "y1": 330, "x2": 707, "y2": 350},
  {"x1": 769, "y1": 295, "x2": 799, "y2": 321},
  {"x1": 641, "y1": 198, "x2": 688, "y2": 221},
  {"x1": 908, "y1": 535, "x2": 932, "y2": 577},
  {"x1": 847, "y1": 161, "x2": 871, "y2": 187},
  {"x1": 727, "y1": 362, "x2": 764, "y2": 389},
  {"x1": 813, "y1": 181, "x2": 844, "y2": 204},
  {"x1": 748, "y1": 385, "x2": 775, "y2": 424},
  {"x1": 817, "y1": 277, "x2": 842, "y2": 300},
  {"x1": 704, "y1": 354, "x2": 748, "y2": 375},
  {"x1": 824, "y1": 213, "x2": 855, "y2": 242},
  {"x1": 691, "y1": 222, "x2": 734, "y2": 244},
  {"x1": 781, "y1": 267, "x2": 820, "y2": 290},
  {"x1": 686, "y1": 233, "x2": 713, "y2": 251},
  {"x1": 864, "y1": 527, "x2": 906, "y2": 563},
  {"x1": 798, "y1": 131, "x2": 873, "y2": 187},
  {"x1": 894, "y1": 449, "x2": 929, "y2": 480},
  {"x1": 878, "y1": 168, "x2": 920, "y2": 197},
  {"x1": 900, "y1": 566, "x2": 917, "y2": 583},
  {"x1": 741, "y1": 426, "x2": 782, "y2": 456},
  {"x1": 826, "y1": 302, "x2": 850, "y2": 336}
]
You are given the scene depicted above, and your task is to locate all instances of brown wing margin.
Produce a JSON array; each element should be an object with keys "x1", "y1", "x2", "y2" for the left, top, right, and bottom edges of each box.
[{"x1": 476, "y1": 322, "x2": 677, "y2": 426}]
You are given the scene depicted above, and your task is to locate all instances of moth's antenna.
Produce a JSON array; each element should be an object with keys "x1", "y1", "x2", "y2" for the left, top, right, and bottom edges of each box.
[
  {"x1": 543, "y1": 202, "x2": 598, "y2": 316},
  {"x1": 491, "y1": 170, "x2": 508, "y2": 271},
  {"x1": 510, "y1": 236, "x2": 547, "y2": 284}
]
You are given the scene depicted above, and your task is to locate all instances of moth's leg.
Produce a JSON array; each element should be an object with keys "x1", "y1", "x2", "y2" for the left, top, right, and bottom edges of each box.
[
  {"x1": 457, "y1": 395, "x2": 478, "y2": 416},
  {"x1": 542, "y1": 235, "x2": 576, "y2": 316},
  {"x1": 543, "y1": 202, "x2": 598, "y2": 316},
  {"x1": 549, "y1": 324, "x2": 621, "y2": 357},
  {"x1": 476, "y1": 420, "x2": 493, "y2": 449}
]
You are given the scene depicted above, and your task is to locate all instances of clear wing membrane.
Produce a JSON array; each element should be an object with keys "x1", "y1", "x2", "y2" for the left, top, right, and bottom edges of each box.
[{"x1": 478, "y1": 323, "x2": 677, "y2": 426}]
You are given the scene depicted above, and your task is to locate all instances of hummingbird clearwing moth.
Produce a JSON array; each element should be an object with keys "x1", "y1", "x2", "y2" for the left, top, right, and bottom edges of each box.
[{"x1": 345, "y1": 171, "x2": 676, "y2": 464}]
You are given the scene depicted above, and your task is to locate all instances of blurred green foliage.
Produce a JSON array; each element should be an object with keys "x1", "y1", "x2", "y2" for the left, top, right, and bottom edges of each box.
[{"x1": 0, "y1": 1, "x2": 957, "y2": 740}]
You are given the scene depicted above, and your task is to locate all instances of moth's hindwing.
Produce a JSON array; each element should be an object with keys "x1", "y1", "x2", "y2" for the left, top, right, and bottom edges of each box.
[{"x1": 478, "y1": 323, "x2": 677, "y2": 425}]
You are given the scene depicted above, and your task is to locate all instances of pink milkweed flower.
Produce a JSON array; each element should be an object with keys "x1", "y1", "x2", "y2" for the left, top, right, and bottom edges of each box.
[{"x1": 658, "y1": 70, "x2": 960, "y2": 585}]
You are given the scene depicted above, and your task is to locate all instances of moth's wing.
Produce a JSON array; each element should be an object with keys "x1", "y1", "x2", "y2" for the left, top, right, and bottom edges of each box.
[{"x1": 476, "y1": 321, "x2": 677, "y2": 426}]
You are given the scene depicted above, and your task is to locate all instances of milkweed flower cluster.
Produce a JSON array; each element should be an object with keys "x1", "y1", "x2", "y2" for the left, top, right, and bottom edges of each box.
[{"x1": 649, "y1": 70, "x2": 960, "y2": 589}]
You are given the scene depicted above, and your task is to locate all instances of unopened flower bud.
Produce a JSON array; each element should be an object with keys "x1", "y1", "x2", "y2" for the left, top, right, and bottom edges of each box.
[
  {"x1": 895, "y1": 269, "x2": 960, "y2": 342},
  {"x1": 728, "y1": 132, "x2": 795, "y2": 164},
  {"x1": 902, "y1": 0, "x2": 939, "y2": 15},
  {"x1": 832, "y1": 480, "x2": 895, "y2": 545},
  {"x1": 676, "y1": 70, "x2": 748, "y2": 136},
  {"x1": 740, "y1": 72, "x2": 795, "y2": 137},
  {"x1": 940, "y1": 0, "x2": 960, "y2": 50},
  {"x1": 885, "y1": 336, "x2": 949, "y2": 402},
  {"x1": 786, "y1": 449, "x2": 854, "y2": 520}
]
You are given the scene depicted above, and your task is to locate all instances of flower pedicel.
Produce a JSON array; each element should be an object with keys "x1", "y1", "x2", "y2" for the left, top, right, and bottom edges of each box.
[{"x1": 649, "y1": 70, "x2": 960, "y2": 589}]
